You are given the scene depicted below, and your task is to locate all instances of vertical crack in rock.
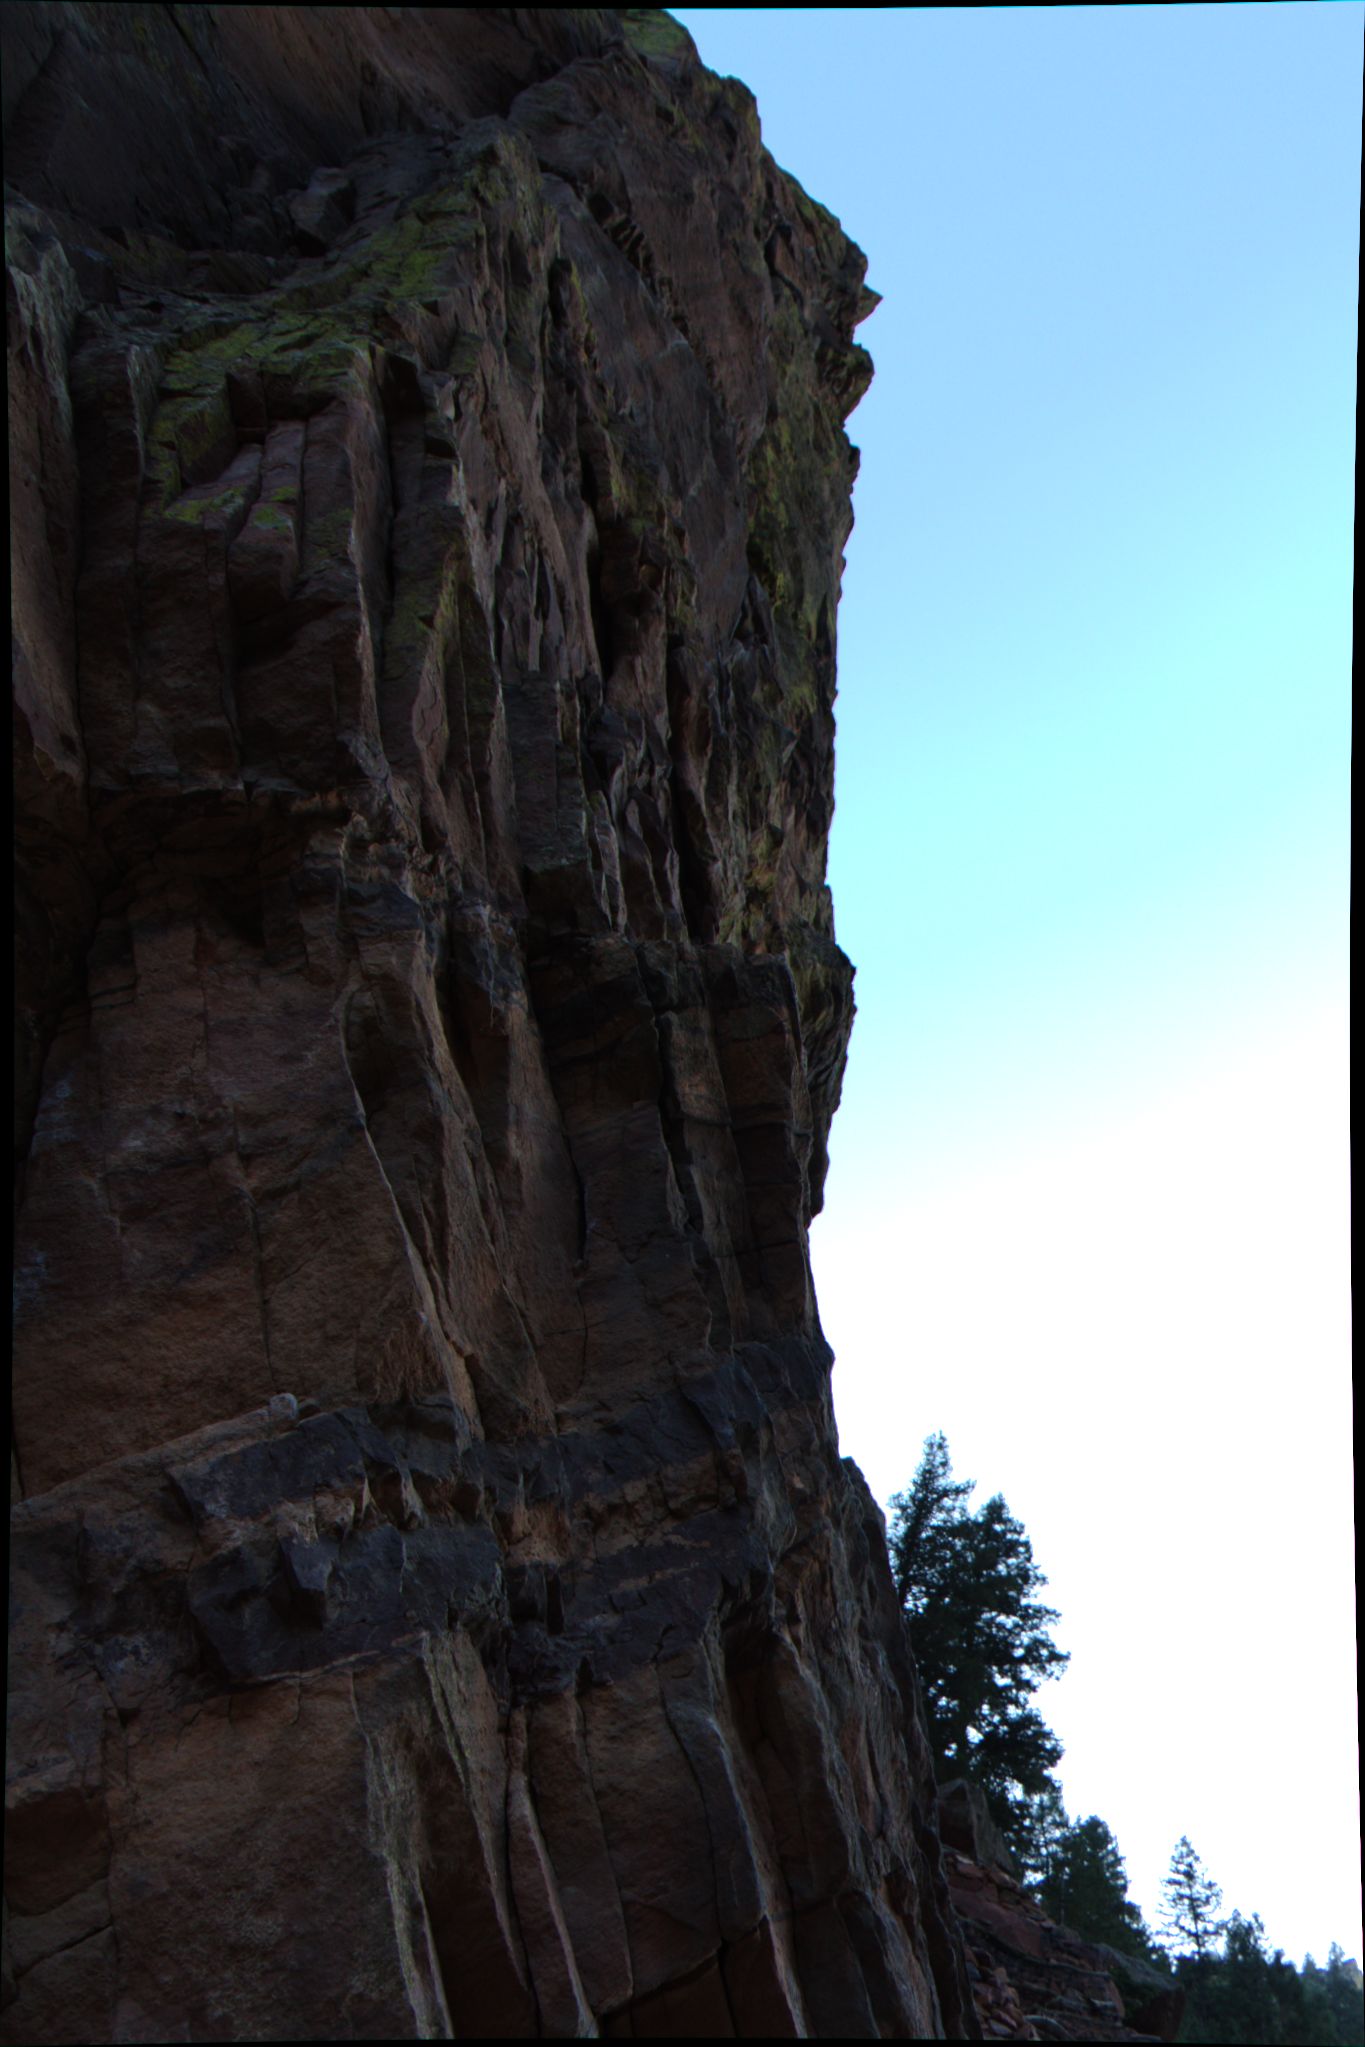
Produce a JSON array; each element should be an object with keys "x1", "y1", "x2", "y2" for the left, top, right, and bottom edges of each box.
[{"x1": 6, "y1": 6, "x2": 981, "y2": 2039}]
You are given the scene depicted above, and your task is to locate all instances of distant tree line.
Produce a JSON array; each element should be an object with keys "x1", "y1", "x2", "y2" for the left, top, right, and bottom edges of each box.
[
  {"x1": 889, "y1": 1433, "x2": 1364, "y2": 2046},
  {"x1": 1158, "y1": 1838, "x2": 1364, "y2": 2046}
]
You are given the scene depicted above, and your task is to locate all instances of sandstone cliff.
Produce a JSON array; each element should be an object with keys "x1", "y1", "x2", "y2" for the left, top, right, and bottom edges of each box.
[{"x1": 7, "y1": 8, "x2": 980, "y2": 2037}]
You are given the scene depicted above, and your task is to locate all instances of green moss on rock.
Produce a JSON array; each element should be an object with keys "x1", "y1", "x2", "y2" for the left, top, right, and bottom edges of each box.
[{"x1": 620, "y1": 9, "x2": 697, "y2": 62}]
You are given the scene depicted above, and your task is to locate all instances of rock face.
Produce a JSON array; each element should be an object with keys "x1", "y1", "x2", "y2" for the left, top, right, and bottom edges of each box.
[
  {"x1": 7, "y1": 8, "x2": 978, "y2": 2039},
  {"x1": 936, "y1": 1790, "x2": 1184, "y2": 2044}
]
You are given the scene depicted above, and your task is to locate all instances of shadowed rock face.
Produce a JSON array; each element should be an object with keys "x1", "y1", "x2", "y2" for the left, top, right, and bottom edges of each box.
[
  {"x1": 935, "y1": 1790, "x2": 1183, "y2": 2043},
  {"x1": 943, "y1": 1848, "x2": 1184, "y2": 2044},
  {"x1": 7, "y1": 8, "x2": 977, "y2": 2038}
]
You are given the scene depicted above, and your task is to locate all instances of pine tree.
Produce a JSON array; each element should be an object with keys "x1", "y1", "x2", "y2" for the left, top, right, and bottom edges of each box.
[
  {"x1": 1176, "y1": 1914, "x2": 1364, "y2": 2043},
  {"x1": 888, "y1": 1433, "x2": 1069, "y2": 1840},
  {"x1": 887, "y1": 1432, "x2": 975, "y2": 1606},
  {"x1": 1015, "y1": 1784, "x2": 1071, "y2": 1899},
  {"x1": 1015, "y1": 1795, "x2": 1163, "y2": 1961},
  {"x1": 1323, "y1": 1945, "x2": 1365, "y2": 2045},
  {"x1": 1043, "y1": 1815, "x2": 1161, "y2": 1959},
  {"x1": 1159, "y1": 1835, "x2": 1226, "y2": 1962}
]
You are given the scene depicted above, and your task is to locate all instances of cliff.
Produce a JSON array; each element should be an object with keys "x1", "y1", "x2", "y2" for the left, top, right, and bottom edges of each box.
[{"x1": 6, "y1": 7, "x2": 979, "y2": 2037}]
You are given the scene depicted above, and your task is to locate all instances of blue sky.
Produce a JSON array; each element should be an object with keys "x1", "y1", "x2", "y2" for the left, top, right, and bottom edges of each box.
[{"x1": 673, "y1": 3, "x2": 1358, "y2": 1969}]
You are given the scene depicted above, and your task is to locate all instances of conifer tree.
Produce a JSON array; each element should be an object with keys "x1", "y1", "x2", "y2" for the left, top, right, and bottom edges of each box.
[
  {"x1": 1175, "y1": 1916, "x2": 1365, "y2": 2042},
  {"x1": 1323, "y1": 1945, "x2": 1365, "y2": 2045},
  {"x1": 1015, "y1": 1784, "x2": 1071, "y2": 1899},
  {"x1": 1159, "y1": 1835, "x2": 1226, "y2": 1961},
  {"x1": 887, "y1": 1432, "x2": 975, "y2": 1606},
  {"x1": 1046, "y1": 1815, "x2": 1161, "y2": 1958},
  {"x1": 1016, "y1": 1793, "x2": 1162, "y2": 1960},
  {"x1": 888, "y1": 1433, "x2": 1069, "y2": 1840}
]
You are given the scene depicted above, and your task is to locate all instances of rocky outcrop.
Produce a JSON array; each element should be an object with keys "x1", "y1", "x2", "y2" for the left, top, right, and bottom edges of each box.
[
  {"x1": 937, "y1": 1791, "x2": 1184, "y2": 2044},
  {"x1": 938, "y1": 1778, "x2": 1023, "y2": 1880},
  {"x1": 7, "y1": 7, "x2": 978, "y2": 2038}
]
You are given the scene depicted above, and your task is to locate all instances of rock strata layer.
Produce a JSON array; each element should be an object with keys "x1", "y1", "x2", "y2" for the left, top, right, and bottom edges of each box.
[{"x1": 7, "y1": 7, "x2": 978, "y2": 2039}]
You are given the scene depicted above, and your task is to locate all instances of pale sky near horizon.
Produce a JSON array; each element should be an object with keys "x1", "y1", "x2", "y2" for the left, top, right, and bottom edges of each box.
[{"x1": 673, "y1": 4, "x2": 1359, "y2": 1970}]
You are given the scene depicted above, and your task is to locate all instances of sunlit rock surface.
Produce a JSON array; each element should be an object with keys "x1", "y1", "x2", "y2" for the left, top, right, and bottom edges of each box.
[{"x1": 7, "y1": 6, "x2": 979, "y2": 2037}]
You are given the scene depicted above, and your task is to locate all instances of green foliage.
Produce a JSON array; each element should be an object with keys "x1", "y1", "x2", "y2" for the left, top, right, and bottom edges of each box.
[
  {"x1": 1316, "y1": 1947, "x2": 1365, "y2": 2046},
  {"x1": 1174, "y1": 1920, "x2": 1365, "y2": 2044},
  {"x1": 1014, "y1": 1783, "x2": 1071, "y2": 1894},
  {"x1": 1014, "y1": 1787, "x2": 1162, "y2": 1960},
  {"x1": 1156, "y1": 1843, "x2": 1364, "y2": 2044},
  {"x1": 887, "y1": 1439, "x2": 1362, "y2": 2047},
  {"x1": 1052, "y1": 1814, "x2": 1162, "y2": 1959},
  {"x1": 1160, "y1": 1836, "x2": 1227, "y2": 1962},
  {"x1": 888, "y1": 1433, "x2": 1069, "y2": 1842}
]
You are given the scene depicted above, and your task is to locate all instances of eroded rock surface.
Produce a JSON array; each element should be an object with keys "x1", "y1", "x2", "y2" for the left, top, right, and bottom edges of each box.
[
  {"x1": 7, "y1": 6, "x2": 980, "y2": 2039},
  {"x1": 945, "y1": 1849, "x2": 1187, "y2": 2044},
  {"x1": 937, "y1": 1791, "x2": 1183, "y2": 2044}
]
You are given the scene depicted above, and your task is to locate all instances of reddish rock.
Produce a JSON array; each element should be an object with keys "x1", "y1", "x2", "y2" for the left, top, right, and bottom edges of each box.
[
  {"x1": 937, "y1": 1789, "x2": 1184, "y2": 2045},
  {"x1": 6, "y1": 7, "x2": 976, "y2": 2040}
]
